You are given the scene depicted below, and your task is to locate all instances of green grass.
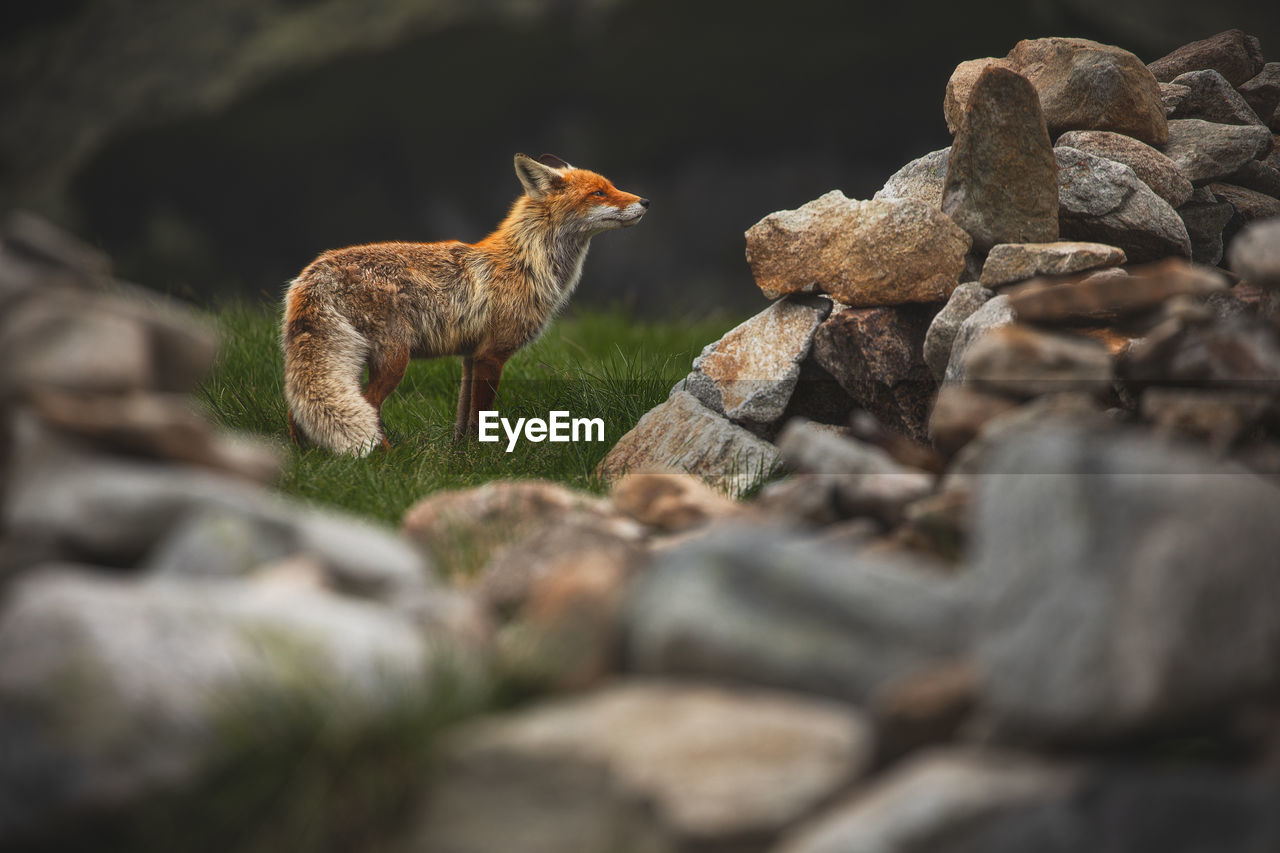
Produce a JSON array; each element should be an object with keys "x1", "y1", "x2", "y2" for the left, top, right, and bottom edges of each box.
[{"x1": 197, "y1": 302, "x2": 739, "y2": 525}]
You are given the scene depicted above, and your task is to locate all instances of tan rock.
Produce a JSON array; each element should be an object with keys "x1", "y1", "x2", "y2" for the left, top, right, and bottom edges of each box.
[
  {"x1": 870, "y1": 661, "x2": 979, "y2": 759},
  {"x1": 928, "y1": 385, "x2": 1022, "y2": 457},
  {"x1": 1055, "y1": 130, "x2": 1193, "y2": 207},
  {"x1": 1007, "y1": 37, "x2": 1168, "y2": 145},
  {"x1": 1147, "y1": 29, "x2": 1265, "y2": 87},
  {"x1": 596, "y1": 391, "x2": 781, "y2": 498},
  {"x1": 942, "y1": 57, "x2": 1014, "y2": 134},
  {"x1": 1011, "y1": 259, "x2": 1229, "y2": 327},
  {"x1": 942, "y1": 65, "x2": 1059, "y2": 252},
  {"x1": 610, "y1": 471, "x2": 742, "y2": 532},
  {"x1": 745, "y1": 191, "x2": 970, "y2": 307},
  {"x1": 979, "y1": 241, "x2": 1125, "y2": 289}
]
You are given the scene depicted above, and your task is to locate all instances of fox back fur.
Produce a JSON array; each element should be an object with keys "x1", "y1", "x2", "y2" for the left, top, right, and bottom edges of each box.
[{"x1": 281, "y1": 153, "x2": 648, "y2": 455}]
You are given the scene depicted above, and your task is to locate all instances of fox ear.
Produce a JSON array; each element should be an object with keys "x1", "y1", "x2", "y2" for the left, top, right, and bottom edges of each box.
[
  {"x1": 536, "y1": 153, "x2": 571, "y2": 169},
  {"x1": 514, "y1": 153, "x2": 565, "y2": 198}
]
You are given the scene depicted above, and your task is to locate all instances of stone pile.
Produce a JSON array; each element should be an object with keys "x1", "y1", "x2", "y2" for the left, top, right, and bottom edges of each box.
[{"x1": 6, "y1": 28, "x2": 1280, "y2": 853}]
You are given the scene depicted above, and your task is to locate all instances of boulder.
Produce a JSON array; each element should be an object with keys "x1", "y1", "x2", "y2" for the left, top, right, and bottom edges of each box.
[
  {"x1": 1147, "y1": 29, "x2": 1266, "y2": 87},
  {"x1": 1160, "y1": 119, "x2": 1273, "y2": 185},
  {"x1": 684, "y1": 294, "x2": 831, "y2": 430},
  {"x1": 1158, "y1": 81, "x2": 1192, "y2": 116},
  {"x1": 1054, "y1": 130, "x2": 1193, "y2": 207},
  {"x1": 941, "y1": 65, "x2": 1059, "y2": 252},
  {"x1": 745, "y1": 191, "x2": 970, "y2": 306},
  {"x1": 609, "y1": 471, "x2": 743, "y2": 533},
  {"x1": 873, "y1": 147, "x2": 949, "y2": 208},
  {"x1": 626, "y1": 526, "x2": 973, "y2": 704},
  {"x1": 1054, "y1": 146, "x2": 1192, "y2": 262},
  {"x1": 1238, "y1": 63, "x2": 1280, "y2": 127},
  {"x1": 1226, "y1": 159, "x2": 1280, "y2": 199},
  {"x1": 412, "y1": 681, "x2": 872, "y2": 852},
  {"x1": 969, "y1": 425, "x2": 1280, "y2": 742},
  {"x1": 957, "y1": 324, "x2": 1114, "y2": 399},
  {"x1": 1208, "y1": 182, "x2": 1280, "y2": 224},
  {"x1": 1120, "y1": 314, "x2": 1280, "y2": 387},
  {"x1": 811, "y1": 304, "x2": 938, "y2": 442},
  {"x1": 1177, "y1": 189, "x2": 1236, "y2": 264},
  {"x1": 928, "y1": 385, "x2": 1022, "y2": 457},
  {"x1": 777, "y1": 749, "x2": 1078, "y2": 853},
  {"x1": 944, "y1": 295, "x2": 1016, "y2": 383},
  {"x1": 1006, "y1": 37, "x2": 1168, "y2": 145},
  {"x1": 942, "y1": 57, "x2": 1014, "y2": 135},
  {"x1": 1006, "y1": 259, "x2": 1227, "y2": 325},
  {"x1": 1168, "y1": 69, "x2": 1267, "y2": 126},
  {"x1": 596, "y1": 390, "x2": 781, "y2": 499},
  {"x1": 979, "y1": 241, "x2": 1125, "y2": 289},
  {"x1": 924, "y1": 282, "x2": 994, "y2": 381},
  {"x1": 1228, "y1": 218, "x2": 1280, "y2": 288}
]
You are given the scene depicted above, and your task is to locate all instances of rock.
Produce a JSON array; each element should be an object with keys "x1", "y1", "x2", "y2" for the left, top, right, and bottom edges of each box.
[
  {"x1": 1229, "y1": 218, "x2": 1280, "y2": 288},
  {"x1": 941, "y1": 65, "x2": 1059, "y2": 252},
  {"x1": 0, "y1": 568, "x2": 457, "y2": 847},
  {"x1": 609, "y1": 471, "x2": 742, "y2": 533},
  {"x1": 869, "y1": 662, "x2": 978, "y2": 759},
  {"x1": 810, "y1": 304, "x2": 937, "y2": 442},
  {"x1": 1120, "y1": 314, "x2": 1280, "y2": 387},
  {"x1": 873, "y1": 147, "x2": 949, "y2": 208},
  {"x1": 1177, "y1": 190, "x2": 1236, "y2": 264},
  {"x1": 1055, "y1": 129, "x2": 1193, "y2": 207},
  {"x1": 1006, "y1": 37, "x2": 1168, "y2": 145},
  {"x1": 1006, "y1": 259, "x2": 1228, "y2": 325},
  {"x1": 1209, "y1": 182, "x2": 1280, "y2": 224},
  {"x1": 942, "y1": 57, "x2": 1014, "y2": 135},
  {"x1": 969, "y1": 425, "x2": 1280, "y2": 741},
  {"x1": 1161, "y1": 119, "x2": 1273, "y2": 185},
  {"x1": 928, "y1": 385, "x2": 1022, "y2": 457},
  {"x1": 775, "y1": 419, "x2": 935, "y2": 524},
  {"x1": 626, "y1": 525, "x2": 972, "y2": 704},
  {"x1": 1054, "y1": 146, "x2": 1192, "y2": 262},
  {"x1": 944, "y1": 295, "x2": 1015, "y2": 383},
  {"x1": 924, "y1": 282, "x2": 994, "y2": 381},
  {"x1": 596, "y1": 390, "x2": 781, "y2": 499},
  {"x1": 957, "y1": 324, "x2": 1113, "y2": 399},
  {"x1": 684, "y1": 294, "x2": 830, "y2": 430},
  {"x1": 1227, "y1": 159, "x2": 1280, "y2": 199},
  {"x1": 1147, "y1": 29, "x2": 1266, "y2": 87},
  {"x1": 1141, "y1": 388, "x2": 1273, "y2": 450},
  {"x1": 413, "y1": 682, "x2": 872, "y2": 852},
  {"x1": 1159, "y1": 81, "x2": 1191, "y2": 116},
  {"x1": 1169, "y1": 69, "x2": 1267, "y2": 126},
  {"x1": 777, "y1": 749, "x2": 1078, "y2": 853},
  {"x1": 979, "y1": 241, "x2": 1125, "y2": 289},
  {"x1": 1239, "y1": 63, "x2": 1280, "y2": 127},
  {"x1": 745, "y1": 191, "x2": 970, "y2": 306}
]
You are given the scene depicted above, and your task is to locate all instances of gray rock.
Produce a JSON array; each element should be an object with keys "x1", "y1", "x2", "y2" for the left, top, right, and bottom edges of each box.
[
  {"x1": 413, "y1": 681, "x2": 871, "y2": 852},
  {"x1": 1228, "y1": 218, "x2": 1280, "y2": 288},
  {"x1": 944, "y1": 295, "x2": 1015, "y2": 383},
  {"x1": 968, "y1": 425, "x2": 1280, "y2": 742},
  {"x1": 942, "y1": 65, "x2": 1059, "y2": 252},
  {"x1": 958, "y1": 324, "x2": 1114, "y2": 399},
  {"x1": 1176, "y1": 190, "x2": 1236, "y2": 264},
  {"x1": 1238, "y1": 63, "x2": 1280, "y2": 127},
  {"x1": 1160, "y1": 119, "x2": 1273, "y2": 185},
  {"x1": 1120, "y1": 313, "x2": 1280, "y2": 387},
  {"x1": 626, "y1": 526, "x2": 972, "y2": 704},
  {"x1": 1054, "y1": 146, "x2": 1192, "y2": 262},
  {"x1": 1055, "y1": 129, "x2": 1193, "y2": 207},
  {"x1": 596, "y1": 390, "x2": 782, "y2": 499},
  {"x1": 873, "y1": 147, "x2": 949, "y2": 208},
  {"x1": 0, "y1": 568, "x2": 454, "y2": 845},
  {"x1": 1169, "y1": 69, "x2": 1266, "y2": 126},
  {"x1": 1158, "y1": 81, "x2": 1191, "y2": 116},
  {"x1": 1147, "y1": 29, "x2": 1266, "y2": 87},
  {"x1": 924, "y1": 282, "x2": 994, "y2": 381},
  {"x1": 684, "y1": 294, "x2": 831, "y2": 430},
  {"x1": 777, "y1": 748, "x2": 1078, "y2": 853},
  {"x1": 1209, "y1": 182, "x2": 1280, "y2": 224},
  {"x1": 1226, "y1": 159, "x2": 1280, "y2": 199},
  {"x1": 979, "y1": 241, "x2": 1126, "y2": 289},
  {"x1": 1141, "y1": 387, "x2": 1273, "y2": 451}
]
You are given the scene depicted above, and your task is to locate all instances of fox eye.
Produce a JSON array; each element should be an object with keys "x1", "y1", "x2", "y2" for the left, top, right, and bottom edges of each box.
[{"x1": 592, "y1": 190, "x2": 606, "y2": 197}]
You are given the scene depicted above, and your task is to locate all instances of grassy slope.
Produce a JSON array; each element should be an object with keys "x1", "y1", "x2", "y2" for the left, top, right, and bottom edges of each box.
[{"x1": 198, "y1": 302, "x2": 739, "y2": 525}]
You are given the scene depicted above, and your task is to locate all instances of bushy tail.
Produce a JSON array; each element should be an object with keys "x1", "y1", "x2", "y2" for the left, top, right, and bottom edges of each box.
[{"x1": 282, "y1": 298, "x2": 381, "y2": 457}]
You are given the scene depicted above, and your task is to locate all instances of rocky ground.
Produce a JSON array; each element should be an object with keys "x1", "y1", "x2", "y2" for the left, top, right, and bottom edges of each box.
[{"x1": 4, "y1": 28, "x2": 1280, "y2": 853}]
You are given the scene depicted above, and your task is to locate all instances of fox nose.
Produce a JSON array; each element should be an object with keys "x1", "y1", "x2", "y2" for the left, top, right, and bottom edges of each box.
[{"x1": 638, "y1": 198, "x2": 650, "y2": 209}]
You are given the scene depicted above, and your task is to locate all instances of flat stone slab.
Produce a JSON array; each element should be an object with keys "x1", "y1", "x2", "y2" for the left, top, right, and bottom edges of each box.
[{"x1": 979, "y1": 241, "x2": 1126, "y2": 289}]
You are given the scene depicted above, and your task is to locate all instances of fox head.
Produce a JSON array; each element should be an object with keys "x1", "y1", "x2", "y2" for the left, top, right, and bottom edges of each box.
[{"x1": 513, "y1": 153, "x2": 649, "y2": 234}]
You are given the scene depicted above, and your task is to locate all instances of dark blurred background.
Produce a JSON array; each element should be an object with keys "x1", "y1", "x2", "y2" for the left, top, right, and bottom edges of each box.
[{"x1": 2, "y1": 0, "x2": 1278, "y2": 315}]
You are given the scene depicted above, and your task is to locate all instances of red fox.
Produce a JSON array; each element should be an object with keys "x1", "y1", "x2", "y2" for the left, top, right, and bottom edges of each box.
[{"x1": 281, "y1": 154, "x2": 648, "y2": 455}]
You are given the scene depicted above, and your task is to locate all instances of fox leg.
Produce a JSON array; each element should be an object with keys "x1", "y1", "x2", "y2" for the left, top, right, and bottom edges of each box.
[
  {"x1": 467, "y1": 352, "x2": 511, "y2": 436},
  {"x1": 454, "y1": 356, "x2": 474, "y2": 442},
  {"x1": 363, "y1": 344, "x2": 410, "y2": 450}
]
